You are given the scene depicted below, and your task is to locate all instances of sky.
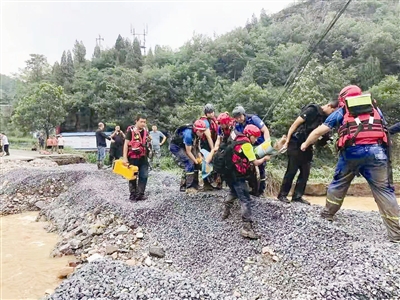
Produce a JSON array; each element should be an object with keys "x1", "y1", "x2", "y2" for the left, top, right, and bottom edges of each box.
[{"x1": 1, "y1": 1, "x2": 294, "y2": 76}]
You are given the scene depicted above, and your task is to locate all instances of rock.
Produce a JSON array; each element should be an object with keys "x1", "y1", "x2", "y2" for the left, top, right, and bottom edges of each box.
[
  {"x1": 116, "y1": 225, "x2": 129, "y2": 234},
  {"x1": 57, "y1": 267, "x2": 74, "y2": 278},
  {"x1": 44, "y1": 289, "x2": 54, "y2": 295},
  {"x1": 272, "y1": 255, "x2": 280, "y2": 262},
  {"x1": 149, "y1": 246, "x2": 165, "y2": 258},
  {"x1": 111, "y1": 252, "x2": 118, "y2": 259},
  {"x1": 87, "y1": 253, "x2": 103, "y2": 263},
  {"x1": 136, "y1": 232, "x2": 144, "y2": 239},
  {"x1": 262, "y1": 246, "x2": 275, "y2": 256},
  {"x1": 70, "y1": 239, "x2": 82, "y2": 250},
  {"x1": 35, "y1": 201, "x2": 46, "y2": 209},
  {"x1": 105, "y1": 245, "x2": 119, "y2": 255},
  {"x1": 68, "y1": 259, "x2": 81, "y2": 268},
  {"x1": 233, "y1": 291, "x2": 241, "y2": 298},
  {"x1": 126, "y1": 259, "x2": 138, "y2": 266},
  {"x1": 144, "y1": 257, "x2": 152, "y2": 266}
]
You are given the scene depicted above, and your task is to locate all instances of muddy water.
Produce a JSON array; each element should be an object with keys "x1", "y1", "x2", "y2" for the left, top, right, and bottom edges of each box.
[
  {"x1": 307, "y1": 196, "x2": 400, "y2": 212},
  {"x1": 1, "y1": 212, "x2": 71, "y2": 300}
]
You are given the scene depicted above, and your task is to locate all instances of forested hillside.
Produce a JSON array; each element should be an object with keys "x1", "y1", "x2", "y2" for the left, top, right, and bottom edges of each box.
[{"x1": 2, "y1": 0, "x2": 399, "y2": 137}]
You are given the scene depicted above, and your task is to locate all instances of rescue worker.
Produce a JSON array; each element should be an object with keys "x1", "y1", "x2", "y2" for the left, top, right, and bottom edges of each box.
[
  {"x1": 200, "y1": 103, "x2": 218, "y2": 152},
  {"x1": 232, "y1": 105, "x2": 271, "y2": 196},
  {"x1": 222, "y1": 125, "x2": 270, "y2": 239},
  {"x1": 277, "y1": 100, "x2": 339, "y2": 205},
  {"x1": 199, "y1": 104, "x2": 220, "y2": 190},
  {"x1": 301, "y1": 85, "x2": 400, "y2": 243},
  {"x1": 169, "y1": 120, "x2": 207, "y2": 193},
  {"x1": 123, "y1": 115, "x2": 150, "y2": 201}
]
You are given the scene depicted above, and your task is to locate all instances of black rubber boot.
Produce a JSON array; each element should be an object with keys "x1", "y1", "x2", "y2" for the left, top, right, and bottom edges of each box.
[
  {"x1": 129, "y1": 180, "x2": 137, "y2": 201},
  {"x1": 137, "y1": 181, "x2": 148, "y2": 201},
  {"x1": 185, "y1": 173, "x2": 198, "y2": 194}
]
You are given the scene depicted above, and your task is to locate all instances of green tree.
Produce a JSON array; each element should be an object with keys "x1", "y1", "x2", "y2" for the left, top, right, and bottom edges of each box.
[
  {"x1": 22, "y1": 54, "x2": 51, "y2": 83},
  {"x1": 12, "y1": 82, "x2": 67, "y2": 137},
  {"x1": 73, "y1": 40, "x2": 86, "y2": 67}
]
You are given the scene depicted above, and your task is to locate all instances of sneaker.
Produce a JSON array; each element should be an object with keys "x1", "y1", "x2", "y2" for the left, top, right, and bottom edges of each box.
[
  {"x1": 292, "y1": 197, "x2": 311, "y2": 205},
  {"x1": 277, "y1": 196, "x2": 291, "y2": 203}
]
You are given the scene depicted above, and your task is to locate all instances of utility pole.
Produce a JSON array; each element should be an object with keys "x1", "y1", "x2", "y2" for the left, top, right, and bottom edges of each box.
[
  {"x1": 96, "y1": 34, "x2": 104, "y2": 47},
  {"x1": 130, "y1": 24, "x2": 148, "y2": 55}
]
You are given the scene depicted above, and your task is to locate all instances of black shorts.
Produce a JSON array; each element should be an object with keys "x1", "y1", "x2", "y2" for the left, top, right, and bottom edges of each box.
[{"x1": 58, "y1": 145, "x2": 64, "y2": 149}]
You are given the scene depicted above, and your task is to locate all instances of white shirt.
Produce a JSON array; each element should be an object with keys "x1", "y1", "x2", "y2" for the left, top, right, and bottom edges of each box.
[
  {"x1": 2, "y1": 135, "x2": 9, "y2": 145},
  {"x1": 57, "y1": 137, "x2": 64, "y2": 146}
]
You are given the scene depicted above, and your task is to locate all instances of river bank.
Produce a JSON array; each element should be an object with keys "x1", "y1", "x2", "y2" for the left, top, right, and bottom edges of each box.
[{"x1": 1, "y1": 159, "x2": 399, "y2": 299}]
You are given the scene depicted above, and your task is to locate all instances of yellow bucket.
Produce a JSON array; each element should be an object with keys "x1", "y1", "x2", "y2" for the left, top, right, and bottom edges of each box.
[{"x1": 112, "y1": 159, "x2": 139, "y2": 180}]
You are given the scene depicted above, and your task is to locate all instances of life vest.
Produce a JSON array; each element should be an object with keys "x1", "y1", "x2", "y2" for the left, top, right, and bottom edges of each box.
[
  {"x1": 128, "y1": 126, "x2": 148, "y2": 159},
  {"x1": 212, "y1": 130, "x2": 250, "y2": 176},
  {"x1": 171, "y1": 124, "x2": 194, "y2": 148},
  {"x1": 337, "y1": 94, "x2": 387, "y2": 149},
  {"x1": 200, "y1": 116, "x2": 218, "y2": 142}
]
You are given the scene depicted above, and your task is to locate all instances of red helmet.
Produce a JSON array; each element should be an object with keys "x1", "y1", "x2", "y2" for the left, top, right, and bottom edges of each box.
[
  {"x1": 243, "y1": 124, "x2": 261, "y2": 138},
  {"x1": 338, "y1": 85, "x2": 362, "y2": 103},
  {"x1": 193, "y1": 120, "x2": 207, "y2": 132},
  {"x1": 217, "y1": 112, "x2": 231, "y2": 125}
]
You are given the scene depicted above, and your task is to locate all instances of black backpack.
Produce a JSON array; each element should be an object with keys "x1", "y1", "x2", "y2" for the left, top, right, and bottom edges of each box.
[
  {"x1": 212, "y1": 131, "x2": 248, "y2": 175},
  {"x1": 171, "y1": 124, "x2": 193, "y2": 148}
]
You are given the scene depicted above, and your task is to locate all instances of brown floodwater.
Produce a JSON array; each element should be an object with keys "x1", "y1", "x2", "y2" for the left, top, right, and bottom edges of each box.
[
  {"x1": 307, "y1": 196, "x2": 400, "y2": 212},
  {"x1": 1, "y1": 212, "x2": 71, "y2": 300}
]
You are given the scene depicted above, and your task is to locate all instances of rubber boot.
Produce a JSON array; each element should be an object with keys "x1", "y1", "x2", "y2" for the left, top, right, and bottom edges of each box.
[
  {"x1": 202, "y1": 179, "x2": 214, "y2": 191},
  {"x1": 193, "y1": 171, "x2": 200, "y2": 190},
  {"x1": 222, "y1": 194, "x2": 236, "y2": 220},
  {"x1": 179, "y1": 174, "x2": 186, "y2": 192},
  {"x1": 97, "y1": 162, "x2": 102, "y2": 170},
  {"x1": 136, "y1": 181, "x2": 148, "y2": 201},
  {"x1": 185, "y1": 173, "x2": 198, "y2": 194},
  {"x1": 129, "y1": 180, "x2": 137, "y2": 201},
  {"x1": 240, "y1": 222, "x2": 259, "y2": 240}
]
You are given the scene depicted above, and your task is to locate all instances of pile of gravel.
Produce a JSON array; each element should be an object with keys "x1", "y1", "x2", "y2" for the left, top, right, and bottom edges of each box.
[
  {"x1": 47, "y1": 259, "x2": 223, "y2": 300},
  {"x1": 1, "y1": 164, "x2": 399, "y2": 299}
]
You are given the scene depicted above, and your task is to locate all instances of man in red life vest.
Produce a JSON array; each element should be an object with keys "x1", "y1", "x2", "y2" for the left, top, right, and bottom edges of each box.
[
  {"x1": 222, "y1": 124, "x2": 270, "y2": 240},
  {"x1": 301, "y1": 85, "x2": 400, "y2": 243},
  {"x1": 123, "y1": 115, "x2": 150, "y2": 201}
]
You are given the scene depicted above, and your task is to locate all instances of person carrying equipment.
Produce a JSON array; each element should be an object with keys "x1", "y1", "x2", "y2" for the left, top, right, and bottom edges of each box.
[
  {"x1": 232, "y1": 105, "x2": 271, "y2": 196},
  {"x1": 221, "y1": 125, "x2": 270, "y2": 240},
  {"x1": 199, "y1": 103, "x2": 218, "y2": 152},
  {"x1": 123, "y1": 115, "x2": 150, "y2": 201},
  {"x1": 169, "y1": 120, "x2": 207, "y2": 193},
  {"x1": 301, "y1": 85, "x2": 400, "y2": 243}
]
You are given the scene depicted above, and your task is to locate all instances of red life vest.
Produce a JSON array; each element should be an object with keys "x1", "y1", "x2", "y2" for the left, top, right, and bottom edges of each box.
[
  {"x1": 231, "y1": 134, "x2": 252, "y2": 175},
  {"x1": 200, "y1": 116, "x2": 218, "y2": 142},
  {"x1": 128, "y1": 126, "x2": 148, "y2": 159},
  {"x1": 337, "y1": 106, "x2": 387, "y2": 149}
]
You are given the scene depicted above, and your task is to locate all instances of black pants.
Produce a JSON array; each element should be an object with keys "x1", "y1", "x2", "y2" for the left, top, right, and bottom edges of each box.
[
  {"x1": 128, "y1": 156, "x2": 149, "y2": 196},
  {"x1": 109, "y1": 144, "x2": 123, "y2": 165},
  {"x1": 3, "y1": 145, "x2": 9, "y2": 155},
  {"x1": 278, "y1": 147, "x2": 313, "y2": 199}
]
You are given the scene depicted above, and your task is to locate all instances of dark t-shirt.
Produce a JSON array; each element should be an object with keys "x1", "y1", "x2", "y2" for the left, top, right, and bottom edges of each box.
[
  {"x1": 96, "y1": 129, "x2": 110, "y2": 147},
  {"x1": 289, "y1": 105, "x2": 323, "y2": 153}
]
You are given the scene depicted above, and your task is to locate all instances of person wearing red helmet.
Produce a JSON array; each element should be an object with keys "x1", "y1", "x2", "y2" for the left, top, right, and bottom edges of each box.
[
  {"x1": 169, "y1": 119, "x2": 207, "y2": 193},
  {"x1": 300, "y1": 85, "x2": 400, "y2": 243},
  {"x1": 222, "y1": 124, "x2": 270, "y2": 240}
]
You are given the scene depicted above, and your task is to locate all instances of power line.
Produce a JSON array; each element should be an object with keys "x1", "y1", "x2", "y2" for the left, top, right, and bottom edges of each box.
[{"x1": 261, "y1": 0, "x2": 353, "y2": 121}]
